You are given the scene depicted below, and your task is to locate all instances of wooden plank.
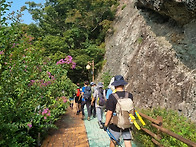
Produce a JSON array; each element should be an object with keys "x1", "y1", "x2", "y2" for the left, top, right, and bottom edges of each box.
[
  {"x1": 138, "y1": 112, "x2": 162, "y2": 126},
  {"x1": 152, "y1": 124, "x2": 196, "y2": 147},
  {"x1": 152, "y1": 138, "x2": 164, "y2": 147},
  {"x1": 141, "y1": 127, "x2": 161, "y2": 140}
]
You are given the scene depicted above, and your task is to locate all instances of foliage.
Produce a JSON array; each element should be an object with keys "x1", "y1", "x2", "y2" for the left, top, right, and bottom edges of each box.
[
  {"x1": 25, "y1": 0, "x2": 118, "y2": 83},
  {"x1": 101, "y1": 71, "x2": 113, "y2": 89},
  {"x1": 0, "y1": 2, "x2": 76, "y2": 146},
  {"x1": 133, "y1": 108, "x2": 196, "y2": 147}
]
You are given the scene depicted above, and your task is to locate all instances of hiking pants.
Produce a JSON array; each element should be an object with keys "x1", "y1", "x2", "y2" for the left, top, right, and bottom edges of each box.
[
  {"x1": 90, "y1": 100, "x2": 96, "y2": 117},
  {"x1": 96, "y1": 106, "x2": 104, "y2": 122},
  {"x1": 81, "y1": 100, "x2": 91, "y2": 117}
]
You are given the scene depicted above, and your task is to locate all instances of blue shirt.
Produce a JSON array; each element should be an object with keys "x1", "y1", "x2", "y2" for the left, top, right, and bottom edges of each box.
[
  {"x1": 106, "y1": 88, "x2": 113, "y2": 99},
  {"x1": 82, "y1": 86, "x2": 86, "y2": 101}
]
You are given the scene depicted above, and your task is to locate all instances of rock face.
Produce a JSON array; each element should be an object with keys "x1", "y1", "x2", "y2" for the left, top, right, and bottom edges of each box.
[
  {"x1": 136, "y1": 0, "x2": 196, "y2": 25},
  {"x1": 102, "y1": 0, "x2": 196, "y2": 121}
]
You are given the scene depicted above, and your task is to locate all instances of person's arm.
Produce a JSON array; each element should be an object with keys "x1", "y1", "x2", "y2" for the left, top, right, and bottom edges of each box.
[
  {"x1": 91, "y1": 97, "x2": 95, "y2": 105},
  {"x1": 104, "y1": 110, "x2": 113, "y2": 127},
  {"x1": 91, "y1": 90, "x2": 97, "y2": 105}
]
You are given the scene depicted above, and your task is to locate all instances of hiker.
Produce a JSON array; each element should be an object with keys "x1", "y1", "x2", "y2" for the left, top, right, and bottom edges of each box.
[
  {"x1": 106, "y1": 77, "x2": 115, "y2": 99},
  {"x1": 104, "y1": 75, "x2": 134, "y2": 147},
  {"x1": 81, "y1": 81, "x2": 92, "y2": 121},
  {"x1": 75, "y1": 83, "x2": 82, "y2": 115},
  {"x1": 90, "y1": 82, "x2": 97, "y2": 118},
  {"x1": 91, "y1": 82, "x2": 106, "y2": 129},
  {"x1": 69, "y1": 93, "x2": 75, "y2": 109}
]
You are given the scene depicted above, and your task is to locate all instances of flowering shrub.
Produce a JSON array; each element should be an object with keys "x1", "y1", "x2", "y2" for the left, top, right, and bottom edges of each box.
[{"x1": 0, "y1": 3, "x2": 76, "y2": 146}]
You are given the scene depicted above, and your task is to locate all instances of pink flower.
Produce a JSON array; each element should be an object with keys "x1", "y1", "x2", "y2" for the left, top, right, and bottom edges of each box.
[
  {"x1": 27, "y1": 123, "x2": 32, "y2": 128},
  {"x1": 44, "y1": 116, "x2": 47, "y2": 119},
  {"x1": 0, "y1": 51, "x2": 4, "y2": 54},
  {"x1": 71, "y1": 62, "x2": 76, "y2": 69}
]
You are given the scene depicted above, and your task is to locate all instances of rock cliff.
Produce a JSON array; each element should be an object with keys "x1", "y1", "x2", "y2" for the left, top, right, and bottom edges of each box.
[{"x1": 102, "y1": 0, "x2": 196, "y2": 121}]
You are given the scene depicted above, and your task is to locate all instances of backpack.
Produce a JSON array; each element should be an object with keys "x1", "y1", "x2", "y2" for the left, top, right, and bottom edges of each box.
[
  {"x1": 97, "y1": 88, "x2": 106, "y2": 106},
  {"x1": 111, "y1": 92, "x2": 134, "y2": 129},
  {"x1": 83, "y1": 86, "x2": 91, "y2": 100},
  {"x1": 76, "y1": 88, "x2": 80, "y2": 97}
]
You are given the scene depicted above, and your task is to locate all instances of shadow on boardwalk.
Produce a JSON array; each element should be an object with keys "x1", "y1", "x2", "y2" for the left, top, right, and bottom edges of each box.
[{"x1": 41, "y1": 107, "x2": 89, "y2": 147}]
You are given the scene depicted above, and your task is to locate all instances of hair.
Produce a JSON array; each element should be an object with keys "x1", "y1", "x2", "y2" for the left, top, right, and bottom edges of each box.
[
  {"x1": 76, "y1": 83, "x2": 80, "y2": 86},
  {"x1": 115, "y1": 85, "x2": 124, "y2": 89},
  {"x1": 84, "y1": 81, "x2": 89, "y2": 85}
]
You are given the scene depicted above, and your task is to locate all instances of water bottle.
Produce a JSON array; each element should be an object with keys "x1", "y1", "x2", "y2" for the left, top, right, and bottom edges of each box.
[{"x1": 129, "y1": 117, "x2": 134, "y2": 124}]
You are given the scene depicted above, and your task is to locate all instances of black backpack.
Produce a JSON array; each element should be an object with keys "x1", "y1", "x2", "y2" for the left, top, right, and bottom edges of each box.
[
  {"x1": 83, "y1": 86, "x2": 91, "y2": 100},
  {"x1": 97, "y1": 88, "x2": 106, "y2": 106}
]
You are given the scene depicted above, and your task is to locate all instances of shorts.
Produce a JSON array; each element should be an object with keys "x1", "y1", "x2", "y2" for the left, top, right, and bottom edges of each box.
[{"x1": 108, "y1": 128, "x2": 132, "y2": 141}]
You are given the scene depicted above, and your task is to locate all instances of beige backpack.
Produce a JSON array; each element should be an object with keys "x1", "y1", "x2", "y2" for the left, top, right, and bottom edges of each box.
[{"x1": 111, "y1": 92, "x2": 134, "y2": 129}]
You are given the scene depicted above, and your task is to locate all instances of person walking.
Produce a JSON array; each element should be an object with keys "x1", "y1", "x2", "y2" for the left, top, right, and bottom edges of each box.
[
  {"x1": 104, "y1": 75, "x2": 134, "y2": 147},
  {"x1": 75, "y1": 83, "x2": 82, "y2": 115},
  {"x1": 91, "y1": 82, "x2": 106, "y2": 129},
  {"x1": 90, "y1": 82, "x2": 97, "y2": 118},
  {"x1": 81, "y1": 81, "x2": 92, "y2": 121}
]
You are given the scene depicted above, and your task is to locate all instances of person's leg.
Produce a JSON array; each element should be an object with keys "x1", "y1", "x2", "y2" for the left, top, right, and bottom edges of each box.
[
  {"x1": 90, "y1": 100, "x2": 93, "y2": 116},
  {"x1": 78, "y1": 102, "x2": 81, "y2": 112},
  {"x1": 93, "y1": 101, "x2": 96, "y2": 117},
  {"x1": 81, "y1": 101, "x2": 85, "y2": 116},
  {"x1": 96, "y1": 107, "x2": 103, "y2": 128},
  {"x1": 96, "y1": 107, "x2": 102, "y2": 122},
  {"x1": 124, "y1": 140, "x2": 132, "y2": 147},
  {"x1": 108, "y1": 129, "x2": 120, "y2": 147},
  {"x1": 86, "y1": 100, "x2": 91, "y2": 119},
  {"x1": 110, "y1": 140, "x2": 116, "y2": 147},
  {"x1": 101, "y1": 107, "x2": 104, "y2": 120},
  {"x1": 122, "y1": 130, "x2": 132, "y2": 147}
]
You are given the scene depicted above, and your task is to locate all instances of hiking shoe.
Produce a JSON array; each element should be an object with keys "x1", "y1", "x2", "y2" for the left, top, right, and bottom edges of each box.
[
  {"x1": 76, "y1": 111, "x2": 79, "y2": 115},
  {"x1": 82, "y1": 115, "x2": 85, "y2": 120},
  {"x1": 98, "y1": 121, "x2": 103, "y2": 129},
  {"x1": 87, "y1": 117, "x2": 90, "y2": 121}
]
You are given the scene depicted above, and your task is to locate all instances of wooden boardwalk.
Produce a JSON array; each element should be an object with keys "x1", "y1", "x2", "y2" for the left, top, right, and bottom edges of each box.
[{"x1": 41, "y1": 107, "x2": 89, "y2": 147}]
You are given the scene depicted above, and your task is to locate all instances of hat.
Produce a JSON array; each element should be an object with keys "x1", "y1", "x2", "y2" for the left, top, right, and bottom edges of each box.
[
  {"x1": 111, "y1": 75, "x2": 128, "y2": 86},
  {"x1": 90, "y1": 82, "x2": 95, "y2": 86},
  {"x1": 97, "y1": 82, "x2": 104, "y2": 88}
]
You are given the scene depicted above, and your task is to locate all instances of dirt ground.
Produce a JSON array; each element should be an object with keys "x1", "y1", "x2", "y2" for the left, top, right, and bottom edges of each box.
[{"x1": 41, "y1": 106, "x2": 89, "y2": 147}]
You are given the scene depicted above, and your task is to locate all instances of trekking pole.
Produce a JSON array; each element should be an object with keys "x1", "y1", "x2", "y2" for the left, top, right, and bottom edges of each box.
[{"x1": 106, "y1": 129, "x2": 122, "y2": 147}]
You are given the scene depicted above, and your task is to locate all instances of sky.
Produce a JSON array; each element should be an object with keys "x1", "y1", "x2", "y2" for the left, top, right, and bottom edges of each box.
[{"x1": 7, "y1": 0, "x2": 45, "y2": 24}]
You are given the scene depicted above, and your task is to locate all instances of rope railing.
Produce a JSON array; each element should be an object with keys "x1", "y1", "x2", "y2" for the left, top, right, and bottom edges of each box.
[{"x1": 138, "y1": 112, "x2": 196, "y2": 147}]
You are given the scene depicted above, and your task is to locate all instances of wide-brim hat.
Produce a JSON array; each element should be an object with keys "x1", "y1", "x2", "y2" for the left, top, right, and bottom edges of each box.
[
  {"x1": 97, "y1": 82, "x2": 104, "y2": 88},
  {"x1": 111, "y1": 75, "x2": 128, "y2": 86}
]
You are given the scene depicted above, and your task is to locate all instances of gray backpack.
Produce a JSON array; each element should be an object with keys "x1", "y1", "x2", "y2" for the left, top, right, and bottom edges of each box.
[
  {"x1": 83, "y1": 86, "x2": 91, "y2": 100},
  {"x1": 112, "y1": 92, "x2": 134, "y2": 129}
]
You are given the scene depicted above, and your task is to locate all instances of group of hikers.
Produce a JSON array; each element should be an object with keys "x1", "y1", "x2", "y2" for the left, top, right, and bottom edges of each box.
[{"x1": 70, "y1": 75, "x2": 134, "y2": 147}]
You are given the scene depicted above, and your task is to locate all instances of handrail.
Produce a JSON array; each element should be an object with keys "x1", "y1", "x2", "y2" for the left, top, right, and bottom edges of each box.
[
  {"x1": 152, "y1": 124, "x2": 196, "y2": 147},
  {"x1": 138, "y1": 112, "x2": 162, "y2": 126},
  {"x1": 137, "y1": 111, "x2": 196, "y2": 147}
]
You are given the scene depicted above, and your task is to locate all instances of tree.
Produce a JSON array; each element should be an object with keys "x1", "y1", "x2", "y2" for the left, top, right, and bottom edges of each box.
[{"x1": 25, "y1": 0, "x2": 118, "y2": 83}]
